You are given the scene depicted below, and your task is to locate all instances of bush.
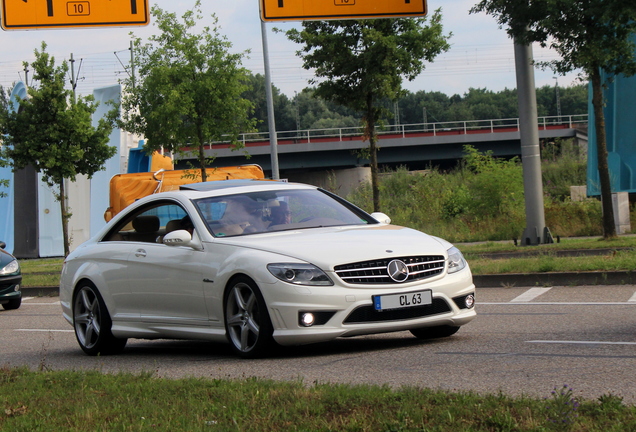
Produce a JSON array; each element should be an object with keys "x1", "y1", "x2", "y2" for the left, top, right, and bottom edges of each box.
[
  {"x1": 545, "y1": 198, "x2": 603, "y2": 237},
  {"x1": 347, "y1": 144, "x2": 603, "y2": 242},
  {"x1": 542, "y1": 138, "x2": 587, "y2": 201}
]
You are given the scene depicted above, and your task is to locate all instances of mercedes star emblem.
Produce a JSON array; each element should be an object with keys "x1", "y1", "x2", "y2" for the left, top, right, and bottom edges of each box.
[{"x1": 387, "y1": 259, "x2": 409, "y2": 282}]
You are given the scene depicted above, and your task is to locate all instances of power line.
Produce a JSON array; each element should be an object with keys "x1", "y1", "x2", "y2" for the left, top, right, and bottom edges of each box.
[{"x1": 0, "y1": 43, "x2": 580, "y2": 96}]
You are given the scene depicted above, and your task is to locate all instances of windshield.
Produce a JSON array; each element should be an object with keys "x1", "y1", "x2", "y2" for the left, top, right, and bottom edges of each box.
[{"x1": 193, "y1": 188, "x2": 374, "y2": 237}]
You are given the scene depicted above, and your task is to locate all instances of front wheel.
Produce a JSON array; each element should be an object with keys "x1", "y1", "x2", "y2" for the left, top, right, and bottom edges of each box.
[
  {"x1": 224, "y1": 277, "x2": 274, "y2": 358},
  {"x1": 73, "y1": 282, "x2": 127, "y2": 356},
  {"x1": 410, "y1": 325, "x2": 460, "y2": 340}
]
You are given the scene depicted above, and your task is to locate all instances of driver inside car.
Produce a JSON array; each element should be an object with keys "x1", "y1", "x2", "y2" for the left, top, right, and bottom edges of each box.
[{"x1": 270, "y1": 201, "x2": 291, "y2": 225}]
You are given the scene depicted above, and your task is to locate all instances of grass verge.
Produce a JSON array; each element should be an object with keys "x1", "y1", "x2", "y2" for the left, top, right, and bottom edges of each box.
[
  {"x1": 468, "y1": 250, "x2": 636, "y2": 275},
  {"x1": 458, "y1": 237, "x2": 636, "y2": 254},
  {"x1": 1, "y1": 368, "x2": 634, "y2": 431},
  {"x1": 19, "y1": 258, "x2": 63, "y2": 288}
]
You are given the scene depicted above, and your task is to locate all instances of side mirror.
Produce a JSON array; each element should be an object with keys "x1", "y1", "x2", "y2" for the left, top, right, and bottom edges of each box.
[
  {"x1": 0, "y1": 241, "x2": 5, "y2": 249},
  {"x1": 163, "y1": 230, "x2": 203, "y2": 251},
  {"x1": 370, "y1": 212, "x2": 391, "y2": 224}
]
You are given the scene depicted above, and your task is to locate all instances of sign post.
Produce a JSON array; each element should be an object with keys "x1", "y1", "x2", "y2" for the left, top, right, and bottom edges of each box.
[
  {"x1": 1, "y1": 0, "x2": 149, "y2": 30},
  {"x1": 260, "y1": 0, "x2": 427, "y2": 22}
]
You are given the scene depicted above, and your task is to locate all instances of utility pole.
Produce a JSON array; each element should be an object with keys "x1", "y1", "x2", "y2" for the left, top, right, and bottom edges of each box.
[
  {"x1": 514, "y1": 39, "x2": 552, "y2": 245},
  {"x1": 294, "y1": 91, "x2": 301, "y2": 140},
  {"x1": 553, "y1": 77, "x2": 562, "y2": 123},
  {"x1": 260, "y1": 19, "x2": 280, "y2": 180},
  {"x1": 130, "y1": 40, "x2": 136, "y2": 90},
  {"x1": 23, "y1": 64, "x2": 29, "y2": 87},
  {"x1": 422, "y1": 106, "x2": 427, "y2": 131},
  {"x1": 69, "y1": 53, "x2": 77, "y2": 103},
  {"x1": 394, "y1": 101, "x2": 400, "y2": 130}
]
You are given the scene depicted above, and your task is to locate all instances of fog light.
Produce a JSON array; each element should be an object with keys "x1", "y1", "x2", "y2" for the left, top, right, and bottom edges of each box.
[
  {"x1": 465, "y1": 294, "x2": 475, "y2": 309},
  {"x1": 15, "y1": 285, "x2": 20, "y2": 292},
  {"x1": 300, "y1": 313, "x2": 315, "y2": 327}
]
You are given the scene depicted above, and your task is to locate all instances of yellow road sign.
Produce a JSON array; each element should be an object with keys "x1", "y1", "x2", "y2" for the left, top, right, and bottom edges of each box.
[
  {"x1": 1, "y1": 0, "x2": 149, "y2": 30},
  {"x1": 260, "y1": 0, "x2": 427, "y2": 22}
]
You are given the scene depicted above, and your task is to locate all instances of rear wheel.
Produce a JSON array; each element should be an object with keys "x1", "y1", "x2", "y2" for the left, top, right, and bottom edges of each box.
[
  {"x1": 2, "y1": 297, "x2": 21, "y2": 310},
  {"x1": 73, "y1": 282, "x2": 127, "y2": 356},
  {"x1": 224, "y1": 276, "x2": 274, "y2": 358},
  {"x1": 410, "y1": 325, "x2": 460, "y2": 340}
]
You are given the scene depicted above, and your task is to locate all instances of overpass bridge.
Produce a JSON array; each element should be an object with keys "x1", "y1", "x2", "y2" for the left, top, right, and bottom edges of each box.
[{"x1": 179, "y1": 114, "x2": 588, "y2": 177}]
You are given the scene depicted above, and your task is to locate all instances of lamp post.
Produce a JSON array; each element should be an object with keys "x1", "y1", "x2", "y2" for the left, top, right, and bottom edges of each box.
[{"x1": 553, "y1": 77, "x2": 562, "y2": 124}]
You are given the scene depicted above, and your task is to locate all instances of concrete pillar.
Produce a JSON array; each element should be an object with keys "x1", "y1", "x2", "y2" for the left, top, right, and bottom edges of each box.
[
  {"x1": 286, "y1": 167, "x2": 371, "y2": 197},
  {"x1": 611, "y1": 192, "x2": 631, "y2": 234}
]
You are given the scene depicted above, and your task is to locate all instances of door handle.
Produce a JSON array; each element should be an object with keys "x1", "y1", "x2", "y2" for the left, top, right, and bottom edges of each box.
[{"x1": 134, "y1": 249, "x2": 147, "y2": 258}]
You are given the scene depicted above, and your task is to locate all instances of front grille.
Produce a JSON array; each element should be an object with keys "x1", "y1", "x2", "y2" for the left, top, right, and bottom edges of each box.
[
  {"x1": 334, "y1": 256, "x2": 445, "y2": 284},
  {"x1": 343, "y1": 298, "x2": 451, "y2": 324}
]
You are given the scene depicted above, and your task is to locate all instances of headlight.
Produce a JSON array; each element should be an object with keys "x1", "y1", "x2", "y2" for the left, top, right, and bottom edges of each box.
[
  {"x1": 267, "y1": 263, "x2": 333, "y2": 286},
  {"x1": 446, "y1": 246, "x2": 467, "y2": 274},
  {"x1": 0, "y1": 259, "x2": 20, "y2": 276}
]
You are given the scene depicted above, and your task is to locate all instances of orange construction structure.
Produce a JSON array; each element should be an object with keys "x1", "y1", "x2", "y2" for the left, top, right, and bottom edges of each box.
[{"x1": 104, "y1": 165, "x2": 265, "y2": 221}]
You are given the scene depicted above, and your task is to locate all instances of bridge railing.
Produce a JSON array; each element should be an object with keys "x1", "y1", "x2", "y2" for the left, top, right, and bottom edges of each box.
[{"x1": 224, "y1": 114, "x2": 588, "y2": 146}]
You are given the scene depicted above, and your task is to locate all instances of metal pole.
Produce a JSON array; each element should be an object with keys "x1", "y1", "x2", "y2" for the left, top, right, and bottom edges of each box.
[
  {"x1": 70, "y1": 53, "x2": 76, "y2": 104},
  {"x1": 423, "y1": 107, "x2": 427, "y2": 131},
  {"x1": 260, "y1": 20, "x2": 280, "y2": 180},
  {"x1": 514, "y1": 39, "x2": 551, "y2": 245},
  {"x1": 130, "y1": 40, "x2": 136, "y2": 90},
  {"x1": 553, "y1": 77, "x2": 561, "y2": 123}
]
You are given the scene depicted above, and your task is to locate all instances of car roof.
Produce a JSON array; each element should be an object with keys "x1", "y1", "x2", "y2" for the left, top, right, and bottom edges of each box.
[
  {"x1": 178, "y1": 179, "x2": 317, "y2": 195},
  {"x1": 180, "y1": 179, "x2": 279, "y2": 192}
]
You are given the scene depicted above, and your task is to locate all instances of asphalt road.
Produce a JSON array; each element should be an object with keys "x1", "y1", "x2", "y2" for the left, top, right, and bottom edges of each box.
[{"x1": 2, "y1": 285, "x2": 635, "y2": 404}]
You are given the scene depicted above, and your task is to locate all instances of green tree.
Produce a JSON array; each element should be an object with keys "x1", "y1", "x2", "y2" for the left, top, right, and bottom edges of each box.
[
  {"x1": 282, "y1": 12, "x2": 451, "y2": 211},
  {"x1": 120, "y1": 1, "x2": 256, "y2": 182},
  {"x1": 0, "y1": 86, "x2": 9, "y2": 198},
  {"x1": 0, "y1": 43, "x2": 116, "y2": 256},
  {"x1": 471, "y1": 0, "x2": 636, "y2": 239},
  {"x1": 243, "y1": 73, "x2": 296, "y2": 133},
  {"x1": 294, "y1": 88, "x2": 360, "y2": 130},
  {"x1": 558, "y1": 84, "x2": 588, "y2": 116}
]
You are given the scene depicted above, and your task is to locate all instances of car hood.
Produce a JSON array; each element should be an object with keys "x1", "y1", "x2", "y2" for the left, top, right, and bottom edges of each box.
[
  {"x1": 0, "y1": 248, "x2": 16, "y2": 267},
  {"x1": 215, "y1": 224, "x2": 448, "y2": 269}
]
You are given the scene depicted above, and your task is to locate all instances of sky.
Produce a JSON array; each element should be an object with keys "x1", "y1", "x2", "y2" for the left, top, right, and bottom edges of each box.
[{"x1": 0, "y1": 0, "x2": 584, "y2": 100}]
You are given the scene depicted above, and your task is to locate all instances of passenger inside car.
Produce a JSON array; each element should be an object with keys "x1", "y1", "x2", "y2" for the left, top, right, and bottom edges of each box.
[{"x1": 269, "y1": 201, "x2": 291, "y2": 226}]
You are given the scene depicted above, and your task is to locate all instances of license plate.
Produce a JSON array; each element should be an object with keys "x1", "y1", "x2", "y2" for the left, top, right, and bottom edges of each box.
[{"x1": 373, "y1": 289, "x2": 432, "y2": 311}]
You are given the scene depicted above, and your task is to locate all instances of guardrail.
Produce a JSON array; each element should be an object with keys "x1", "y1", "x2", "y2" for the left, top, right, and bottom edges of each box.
[{"x1": 211, "y1": 114, "x2": 588, "y2": 146}]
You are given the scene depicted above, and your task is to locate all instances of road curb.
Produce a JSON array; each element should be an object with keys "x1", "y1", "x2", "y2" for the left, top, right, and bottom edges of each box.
[
  {"x1": 20, "y1": 286, "x2": 61, "y2": 297},
  {"x1": 474, "y1": 271, "x2": 636, "y2": 288}
]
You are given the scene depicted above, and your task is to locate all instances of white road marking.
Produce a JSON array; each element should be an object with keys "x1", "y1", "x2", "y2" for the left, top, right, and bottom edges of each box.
[
  {"x1": 15, "y1": 329, "x2": 73, "y2": 333},
  {"x1": 510, "y1": 287, "x2": 552, "y2": 302},
  {"x1": 481, "y1": 302, "x2": 636, "y2": 305},
  {"x1": 528, "y1": 340, "x2": 636, "y2": 346},
  {"x1": 20, "y1": 301, "x2": 61, "y2": 305},
  {"x1": 629, "y1": 291, "x2": 636, "y2": 302}
]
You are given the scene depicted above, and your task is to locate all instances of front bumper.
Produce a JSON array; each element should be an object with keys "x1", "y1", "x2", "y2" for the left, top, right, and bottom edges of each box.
[
  {"x1": 263, "y1": 270, "x2": 476, "y2": 346},
  {"x1": 0, "y1": 274, "x2": 22, "y2": 304}
]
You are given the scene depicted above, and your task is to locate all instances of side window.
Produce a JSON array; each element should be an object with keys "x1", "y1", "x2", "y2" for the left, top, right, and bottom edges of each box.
[{"x1": 102, "y1": 202, "x2": 189, "y2": 243}]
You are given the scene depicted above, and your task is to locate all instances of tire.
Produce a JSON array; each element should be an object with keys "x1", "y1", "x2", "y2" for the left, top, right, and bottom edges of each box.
[
  {"x1": 224, "y1": 276, "x2": 274, "y2": 358},
  {"x1": 2, "y1": 297, "x2": 21, "y2": 310},
  {"x1": 73, "y1": 282, "x2": 127, "y2": 356},
  {"x1": 410, "y1": 325, "x2": 460, "y2": 340}
]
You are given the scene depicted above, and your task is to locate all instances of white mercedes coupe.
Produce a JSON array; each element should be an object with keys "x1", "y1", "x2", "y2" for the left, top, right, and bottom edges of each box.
[{"x1": 60, "y1": 180, "x2": 476, "y2": 358}]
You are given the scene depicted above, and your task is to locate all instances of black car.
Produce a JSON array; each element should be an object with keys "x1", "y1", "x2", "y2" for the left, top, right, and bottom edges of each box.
[{"x1": 0, "y1": 241, "x2": 21, "y2": 310}]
